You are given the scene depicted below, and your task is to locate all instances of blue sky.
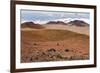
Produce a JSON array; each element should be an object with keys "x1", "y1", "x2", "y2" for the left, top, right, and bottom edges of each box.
[{"x1": 21, "y1": 10, "x2": 90, "y2": 24}]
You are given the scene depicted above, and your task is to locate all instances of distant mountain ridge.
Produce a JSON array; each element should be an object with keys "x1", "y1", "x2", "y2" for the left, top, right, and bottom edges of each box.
[
  {"x1": 67, "y1": 20, "x2": 89, "y2": 27},
  {"x1": 21, "y1": 20, "x2": 89, "y2": 29},
  {"x1": 46, "y1": 21, "x2": 67, "y2": 25},
  {"x1": 21, "y1": 22, "x2": 44, "y2": 29}
]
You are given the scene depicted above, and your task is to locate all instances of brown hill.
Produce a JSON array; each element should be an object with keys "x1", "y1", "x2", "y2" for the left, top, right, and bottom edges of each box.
[
  {"x1": 68, "y1": 20, "x2": 89, "y2": 27},
  {"x1": 46, "y1": 21, "x2": 67, "y2": 25},
  {"x1": 21, "y1": 29, "x2": 89, "y2": 42},
  {"x1": 21, "y1": 22, "x2": 44, "y2": 29}
]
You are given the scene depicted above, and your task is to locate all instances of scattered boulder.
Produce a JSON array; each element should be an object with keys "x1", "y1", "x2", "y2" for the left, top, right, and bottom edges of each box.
[{"x1": 47, "y1": 48, "x2": 56, "y2": 52}]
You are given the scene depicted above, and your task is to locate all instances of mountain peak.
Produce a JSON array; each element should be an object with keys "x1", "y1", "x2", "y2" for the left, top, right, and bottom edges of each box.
[
  {"x1": 21, "y1": 22, "x2": 44, "y2": 29},
  {"x1": 46, "y1": 21, "x2": 67, "y2": 25},
  {"x1": 68, "y1": 20, "x2": 89, "y2": 27}
]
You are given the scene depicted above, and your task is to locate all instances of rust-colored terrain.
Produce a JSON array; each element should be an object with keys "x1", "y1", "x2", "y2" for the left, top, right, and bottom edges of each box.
[{"x1": 21, "y1": 21, "x2": 89, "y2": 63}]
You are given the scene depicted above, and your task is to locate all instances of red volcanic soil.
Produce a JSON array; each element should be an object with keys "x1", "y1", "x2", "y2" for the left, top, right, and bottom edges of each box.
[{"x1": 21, "y1": 29, "x2": 89, "y2": 63}]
